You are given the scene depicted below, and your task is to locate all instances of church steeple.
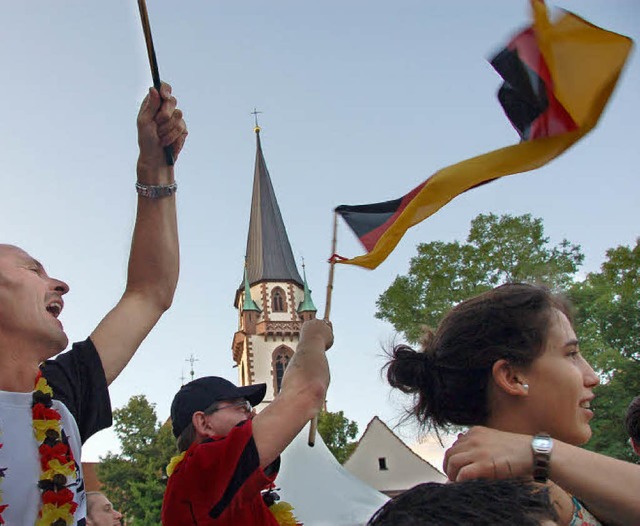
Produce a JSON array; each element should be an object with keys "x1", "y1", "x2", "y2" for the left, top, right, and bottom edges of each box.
[
  {"x1": 297, "y1": 261, "x2": 317, "y2": 321},
  {"x1": 244, "y1": 126, "x2": 303, "y2": 287},
  {"x1": 232, "y1": 122, "x2": 316, "y2": 398}
]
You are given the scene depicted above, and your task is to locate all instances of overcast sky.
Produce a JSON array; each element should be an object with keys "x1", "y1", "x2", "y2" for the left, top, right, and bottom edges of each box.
[{"x1": 1, "y1": 1, "x2": 638, "y2": 463}]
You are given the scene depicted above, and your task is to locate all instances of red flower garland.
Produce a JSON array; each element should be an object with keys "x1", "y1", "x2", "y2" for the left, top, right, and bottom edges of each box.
[
  {"x1": 1, "y1": 372, "x2": 79, "y2": 525},
  {"x1": 32, "y1": 370, "x2": 79, "y2": 526}
]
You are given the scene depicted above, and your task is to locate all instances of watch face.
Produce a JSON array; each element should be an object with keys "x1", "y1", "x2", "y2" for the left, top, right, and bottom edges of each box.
[{"x1": 533, "y1": 435, "x2": 553, "y2": 454}]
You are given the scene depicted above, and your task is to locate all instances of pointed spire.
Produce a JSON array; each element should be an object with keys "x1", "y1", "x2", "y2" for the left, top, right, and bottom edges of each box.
[
  {"x1": 244, "y1": 124, "x2": 303, "y2": 287},
  {"x1": 297, "y1": 259, "x2": 317, "y2": 313},
  {"x1": 242, "y1": 261, "x2": 261, "y2": 312}
]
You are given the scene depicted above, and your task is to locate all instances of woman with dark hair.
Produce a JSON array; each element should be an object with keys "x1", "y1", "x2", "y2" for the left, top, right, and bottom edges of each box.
[{"x1": 387, "y1": 283, "x2": 640, "y2": 526}]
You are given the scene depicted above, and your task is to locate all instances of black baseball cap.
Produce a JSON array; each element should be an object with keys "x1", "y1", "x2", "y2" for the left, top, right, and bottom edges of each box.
[{"x1": 170, "y1": 376, "x2": 267, "y2": 438}]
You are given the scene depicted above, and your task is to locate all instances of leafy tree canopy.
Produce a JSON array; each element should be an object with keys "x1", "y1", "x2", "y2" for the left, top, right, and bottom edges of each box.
[
  {"x1": 570, "y1": 239, "x2": 640, "y2": 461},
  {"x1": 376, "y1": 213, "x2": 584, "y2": 342},
  {"x1": 97, "y1": 395, "x2": 177, "y2": 525},
  {"x1": 570, "y1": 240, "x2": 640, "y2": 373},
  {"x1": 317, "y1": 410, "x2": 359, "y2": 464}
]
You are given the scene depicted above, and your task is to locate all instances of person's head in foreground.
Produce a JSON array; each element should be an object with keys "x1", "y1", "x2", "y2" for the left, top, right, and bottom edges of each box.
[
  {"x1": 625, "y1": 395, "x2": 640, "y2": 456},
  {"x1": 386, "y1": 282, "x2": 599, "y2": 445},
  {"x1": 367, "y1": 479, "x2": 558, "y2": 526},
  {"x1": 171, "y1": 376, "x2": 266, "y2": 450},
  {"x1": 86, "y1": 492, "x2": 122, "y2": 526},
  {"x1": 0, "y1": 243, "x2": 70, "y2": 363}
]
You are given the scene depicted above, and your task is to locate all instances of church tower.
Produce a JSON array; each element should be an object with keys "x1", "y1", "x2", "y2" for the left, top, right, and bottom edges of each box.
[{"x1": 232, "y1": 125, "x2": 317, "y2": 406}]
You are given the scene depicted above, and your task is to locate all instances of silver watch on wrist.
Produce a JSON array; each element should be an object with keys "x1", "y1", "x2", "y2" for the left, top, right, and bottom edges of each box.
[
  {"x1": 531, "y1": 433, "x2": 553, "y2": 483},
  {"x1": 135, "y1": 181, "x2": 178, "y2": 198}
]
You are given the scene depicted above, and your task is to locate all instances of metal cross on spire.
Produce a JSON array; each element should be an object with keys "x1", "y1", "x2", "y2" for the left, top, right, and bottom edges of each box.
[
  {"x1": 186, "y1": 353, "x2": 199, "y2": 382},
  {"x1": 251, "y1": 107, "x2": 263, "y2": 131}
]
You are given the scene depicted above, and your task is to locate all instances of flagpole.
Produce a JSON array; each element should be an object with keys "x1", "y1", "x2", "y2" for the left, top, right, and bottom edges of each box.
[
  {"x1": 137, "y1": 0, "x2": 174, "y2": 166},
  {"x1": 324, "y1": 210, "x2": 338, "y2": 321},
  {"x1": 308, "y1": 210, "x2": 338, "y2": 446}
]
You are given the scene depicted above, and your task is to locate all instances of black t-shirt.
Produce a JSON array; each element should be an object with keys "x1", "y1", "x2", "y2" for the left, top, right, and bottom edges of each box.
[
  {"x1": 42, "y1": 337, "x2": 112, "y2": 443},
  {"x1": 0, "y1": 338, "x2": 112, "y2": 524}
]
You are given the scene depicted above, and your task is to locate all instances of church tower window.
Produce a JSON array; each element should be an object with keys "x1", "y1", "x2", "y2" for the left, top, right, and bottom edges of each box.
[
  {"x1": 272, "y1": 346, "x2": 294, "y2": 393},
  {"x1": 271, "y1": 287, "x2": 287, "y2": 312}
]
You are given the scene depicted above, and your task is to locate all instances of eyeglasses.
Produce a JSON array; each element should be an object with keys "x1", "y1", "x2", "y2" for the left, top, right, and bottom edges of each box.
[{"x1": 207, "y1": 399, "x2": 253, "y2": 415}]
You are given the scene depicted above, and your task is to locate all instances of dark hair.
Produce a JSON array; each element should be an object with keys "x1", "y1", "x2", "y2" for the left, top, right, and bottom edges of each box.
[
  {"x1": 177, "y1": 422, "x2": 197, "y2": 452},
  {"x1": 176, "y1": 400, "x2": 220, "y2": 452},
  {"x1": 625, "y1": 396, "x2": 640, "y2": 444},
  {"x1": 386, "y1": 283, "x2": 571, "y2": 428},
  {"x1": 367, "y1": 479, "x2": 558, "y2": 526}
]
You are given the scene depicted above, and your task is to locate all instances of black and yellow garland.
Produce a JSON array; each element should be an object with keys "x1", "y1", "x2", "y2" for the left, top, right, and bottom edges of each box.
[
  {"x1": 32, "y1": 371, "x2": 78, "y2": 525},
  {"x1": 0, "y1": 371, "x2": 78, "y2": 525}
]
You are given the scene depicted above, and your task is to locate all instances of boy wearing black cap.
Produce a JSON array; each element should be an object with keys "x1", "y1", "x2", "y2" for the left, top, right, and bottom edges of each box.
[{"x1": 162, "y1": 318, "x2": 333, "y2": 525}]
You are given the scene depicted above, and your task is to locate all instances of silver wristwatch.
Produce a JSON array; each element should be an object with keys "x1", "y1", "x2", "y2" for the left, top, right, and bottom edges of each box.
[
  {"x1": 135, "y1": 181, "x2": 178, "y2": 198},
  {"x1": 531, "y1": 433, "x2": 553, "y2": 483}
]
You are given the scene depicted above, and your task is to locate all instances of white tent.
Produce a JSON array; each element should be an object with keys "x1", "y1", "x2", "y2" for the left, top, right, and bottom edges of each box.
[{"x1": 276, "y1": 423, "x2": 389, "y2": 526}]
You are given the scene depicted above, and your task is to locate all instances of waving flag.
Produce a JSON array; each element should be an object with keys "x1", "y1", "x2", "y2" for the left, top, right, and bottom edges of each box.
[{"x1": 334, "y1": 0, "x2": 633, "y2": 270}]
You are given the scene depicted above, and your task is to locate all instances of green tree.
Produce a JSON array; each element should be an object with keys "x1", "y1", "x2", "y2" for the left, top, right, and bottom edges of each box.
[
  {"x1": 317, "y1": 410, "x2": 359, "y2": 464},
  {"x1": 97, "y1": 395, "x2": 177, "y2": 525},
  {"x1": 570, "y1": 239, "x2": 640, "y2": 461},
  {"x1": 376, "y1": 213, "x2": 584, "y2": 342}
]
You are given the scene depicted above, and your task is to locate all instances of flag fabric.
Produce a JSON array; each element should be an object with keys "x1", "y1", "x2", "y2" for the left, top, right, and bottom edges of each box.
[{"x1": 334, "y1": 0, "x2": 632, "y2": 270}]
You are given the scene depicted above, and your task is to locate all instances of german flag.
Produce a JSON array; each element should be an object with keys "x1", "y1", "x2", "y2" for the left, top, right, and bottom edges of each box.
[{"x1": 334, "y1": 0, "x2": 632, "y2": 270}]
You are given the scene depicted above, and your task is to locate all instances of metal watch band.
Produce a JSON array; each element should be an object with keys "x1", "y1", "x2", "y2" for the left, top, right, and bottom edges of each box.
[
  {"x1": 533, "y1": 454, "x2": 551, "y2": 483},
  {"x1": 531, "y1": 433, "x2": 553, "y2": 483},
  {"x1": 135, "y1": 181, "x2": 177, "y2": 198}
]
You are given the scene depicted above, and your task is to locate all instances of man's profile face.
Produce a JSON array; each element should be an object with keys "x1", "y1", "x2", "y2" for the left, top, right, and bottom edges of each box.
[
  {"x1": 206, "y1": 398, "x2": 255, "y2": 437},
  {"x1": 87, "y1": 493, "x2": 122, "y2": 526},
  {"x1": 0, "y1": 245, "x2": 69, "y2": 359}
]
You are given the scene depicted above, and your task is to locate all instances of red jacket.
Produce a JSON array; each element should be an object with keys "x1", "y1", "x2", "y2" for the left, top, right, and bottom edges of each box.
[{"x1": 162, "y1": 420, "x2": 279, "y2": 525}]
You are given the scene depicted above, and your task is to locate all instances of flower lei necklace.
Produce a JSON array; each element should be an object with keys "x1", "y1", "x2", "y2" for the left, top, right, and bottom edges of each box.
[
  {"x1": 167, "y1": 453, "x2": 303, "y2": 526},
  {"x1": 0, "y1": 370, "x2": 78, "y2": 525}
]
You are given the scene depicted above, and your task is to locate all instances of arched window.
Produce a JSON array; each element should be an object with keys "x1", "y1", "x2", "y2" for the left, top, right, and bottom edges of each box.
[
  {"x1": 271, "y1": 287, "x2": 287, "y2": 312},
  {"x1": 272, "y1": 346, "x2": 293, "y2": 393}
]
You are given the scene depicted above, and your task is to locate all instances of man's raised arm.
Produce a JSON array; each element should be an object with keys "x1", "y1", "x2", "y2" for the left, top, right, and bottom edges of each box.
[
  {"x1": 252, "y1": 319, "x2": 333, "y2": 468},
  {"x1": 91, "y1": 82, "x2": 187, "y2": 385}
]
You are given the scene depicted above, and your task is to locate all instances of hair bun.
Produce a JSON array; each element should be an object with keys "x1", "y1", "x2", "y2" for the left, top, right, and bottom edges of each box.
[{"x1": 387, "y1": 344, "x2": 432, "y2": 394}]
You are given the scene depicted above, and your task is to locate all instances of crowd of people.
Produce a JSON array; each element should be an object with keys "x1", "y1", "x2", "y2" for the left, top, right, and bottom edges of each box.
[{"x1": 1, "y1": 83, "x2": 638, "y2": 526}]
